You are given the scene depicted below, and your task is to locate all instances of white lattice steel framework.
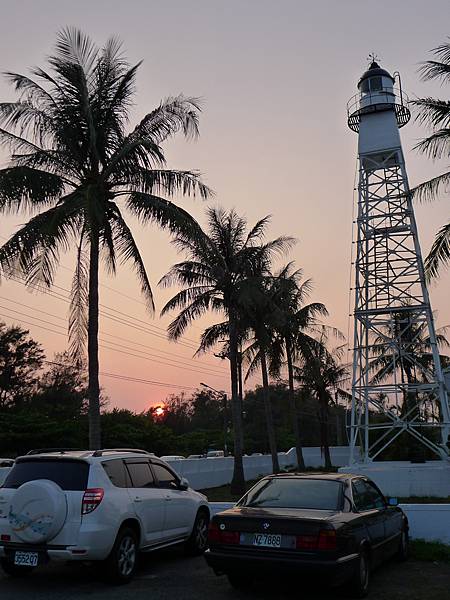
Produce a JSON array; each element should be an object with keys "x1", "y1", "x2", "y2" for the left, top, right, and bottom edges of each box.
[{"x1": 347, "y1": 62, "x2": 450, "y2": 463}]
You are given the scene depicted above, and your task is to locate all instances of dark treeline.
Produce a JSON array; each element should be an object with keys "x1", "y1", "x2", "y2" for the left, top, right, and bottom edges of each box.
[{"x1": 0, "y1": 322, "x2": 347, "y2": 458}]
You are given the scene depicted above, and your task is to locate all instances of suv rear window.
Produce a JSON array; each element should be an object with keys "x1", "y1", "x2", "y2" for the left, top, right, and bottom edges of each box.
[{"x1": 2, "y1": 459, "x2": 89, "y2": 491}]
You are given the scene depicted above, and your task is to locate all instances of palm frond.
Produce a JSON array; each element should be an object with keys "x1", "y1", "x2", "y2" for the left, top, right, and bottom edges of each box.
[
  {"x1": 419, "y1": 60, "x2": 450, "y2": 83},
  {"x1": 425, "y1": 220, "x2": 450, "y2": 279},
  {"x1": 0, "y1": 166, "x2": 65, "y2": 213},
  {"x1": 107, "y1": 204, "x2": 155, "y2": 312},
  {"x1": 196, "y1": 321, "x2": 229, "y2": 355},
  {"x1": 69, "y1": 233, "x2": 88, "y2": 358},
  {"x1": 166, "y1": 292, "x2": 213, "y2": 340},
  {"x1": 161, "y1": 285, "x2": 215, "y2": 317},
  {"x1": 412, "y1": 98, "x2": 450, "y2": 128},
  {"x1": 414, "y1": 128, "x2": 450, "y2": 160},
  {"x1": 132, "y1": 95, "x2": 202, "y2": 144},
  {"x1": 53, "y1": 27, "x2": 98, "y2": 72},
  {"x1": 410, "y1": 170, "x2": 450, "y2": 203},
  {"x1": 244, "y1": 215, "x2": 271, "y2": 246},
  {"x1": 126, "y1": 192, "x2": 204, "y2": 238},
  {"x1": 0, "y1": 192, "x2": 84, "y2": 287},
  {"x1": 125, "y1": 168, "x2": 213, "y2": 199}
]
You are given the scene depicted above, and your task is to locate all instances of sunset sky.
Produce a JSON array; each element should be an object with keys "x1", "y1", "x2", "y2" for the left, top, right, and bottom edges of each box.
[{"x1": 0, "y1": 0, "x2": 449, "y2": 412}]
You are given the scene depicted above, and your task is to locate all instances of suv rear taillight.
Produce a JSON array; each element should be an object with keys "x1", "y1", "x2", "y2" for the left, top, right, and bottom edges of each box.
[{"x1": 82, "y1": 488, "x2": 104, "y2": 514}]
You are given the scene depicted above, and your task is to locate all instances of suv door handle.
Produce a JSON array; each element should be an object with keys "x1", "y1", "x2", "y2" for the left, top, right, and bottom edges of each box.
[
  {"x1": 134, "y1": 497, "x2": 143, "y2": 503},
  {"x1": 165, "y1": 495, "x2": 172, "y2": 501}
]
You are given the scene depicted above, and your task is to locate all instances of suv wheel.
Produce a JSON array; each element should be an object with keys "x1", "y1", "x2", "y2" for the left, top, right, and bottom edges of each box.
[
  {"x1": 104, "y1": 526, "x2": 138, "y2": 584},
  {"x1": 347, "y1": 550, "x2": 370, "y2": 598},
  {"x1": 0, "y1": 558, "x2": 35, "y2": 577},
  {"x1": 185, "y1": 510, "x2": 209, "y2": 555}
]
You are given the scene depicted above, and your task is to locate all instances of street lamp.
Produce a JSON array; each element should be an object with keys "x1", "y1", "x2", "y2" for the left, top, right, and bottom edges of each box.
[{"x1": 200, "y1": 383, "x2": 229, "y2": 456}]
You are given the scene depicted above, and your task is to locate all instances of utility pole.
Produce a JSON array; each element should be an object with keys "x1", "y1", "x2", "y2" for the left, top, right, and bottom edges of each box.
[{"x1": 200, "y1": 382, "x2": 229, "y2": 456}]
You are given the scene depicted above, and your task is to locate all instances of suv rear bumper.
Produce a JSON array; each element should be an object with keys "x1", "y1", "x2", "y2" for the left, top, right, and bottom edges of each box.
[
  {"x1": 0, "y1": 542, "x2": 108, "y2": 562},
  {"x1": 0, "y1": 524, "x2": 117, "y2": 562}
]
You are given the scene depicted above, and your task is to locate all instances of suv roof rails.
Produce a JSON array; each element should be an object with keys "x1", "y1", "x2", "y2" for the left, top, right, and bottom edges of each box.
[
  {"x1": 91, "y1": 448, "x2": 150, "y2": 457},
  {"x1": 26, "y1": 448, "x2": 84, "y2": 455}
]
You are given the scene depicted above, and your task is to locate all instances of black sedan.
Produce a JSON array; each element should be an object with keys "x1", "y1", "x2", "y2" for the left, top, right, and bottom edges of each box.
[{"x1": 205, "y1": 473, "x2": 408, "y2": 598}]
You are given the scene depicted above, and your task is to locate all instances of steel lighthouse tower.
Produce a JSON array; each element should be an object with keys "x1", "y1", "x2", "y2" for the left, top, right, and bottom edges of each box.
[{"x1": 347, "y1": 60, "x2": 450, "y2": 463}]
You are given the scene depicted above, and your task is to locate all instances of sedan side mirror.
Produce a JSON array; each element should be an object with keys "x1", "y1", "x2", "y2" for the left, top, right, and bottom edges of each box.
[
  {"x1": 179, "y1": 477, "x2": 189, "y2": 491},
  {"x1": 387, "y1": 497, "x2": 398, "y2": 506}
]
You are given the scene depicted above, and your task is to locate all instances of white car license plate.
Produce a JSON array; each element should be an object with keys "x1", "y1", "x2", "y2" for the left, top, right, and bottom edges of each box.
[
  {"x1": 14, "y1": 551, "x2": 39, "y2": 567},
  {"x1": 252, "y1": 533, "x2": 281, "y2": 548}
]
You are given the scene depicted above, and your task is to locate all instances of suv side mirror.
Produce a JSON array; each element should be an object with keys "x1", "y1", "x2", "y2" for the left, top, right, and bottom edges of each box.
[
  {"x1": 179, "y1": 477, "x2": 189, "y2": 491},
  {"x1": 387, "y1": 497, "x2": 398, "y2": 506}
]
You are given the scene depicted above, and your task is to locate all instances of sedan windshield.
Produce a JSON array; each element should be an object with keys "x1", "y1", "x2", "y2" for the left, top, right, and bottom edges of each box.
[{"x1": 239, "y1": 478, "x2": 342, "y2": 511}]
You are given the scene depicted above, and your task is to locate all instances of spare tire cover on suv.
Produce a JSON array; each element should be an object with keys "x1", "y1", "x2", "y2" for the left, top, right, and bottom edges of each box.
[{"x1": 9, "y1": 480, "x2": 68, "y2": 543}]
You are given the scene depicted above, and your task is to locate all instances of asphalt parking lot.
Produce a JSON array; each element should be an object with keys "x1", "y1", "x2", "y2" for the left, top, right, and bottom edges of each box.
[{"x1": 1, "y1": 547, "x2": 449, "y2": 600}]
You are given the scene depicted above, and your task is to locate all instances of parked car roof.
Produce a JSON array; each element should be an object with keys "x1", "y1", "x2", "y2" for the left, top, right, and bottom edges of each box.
[{"x1": 265, "y1": 472, "x2": 356, "y2": 481}]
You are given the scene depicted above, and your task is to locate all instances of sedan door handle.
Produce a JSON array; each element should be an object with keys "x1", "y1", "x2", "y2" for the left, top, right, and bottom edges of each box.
[
  {"x1": 165, "y1": 495, "x2": 172, "y2": 501},
  {"x1": 134, "y1": 497, "x2": 143, "y2": 503}
]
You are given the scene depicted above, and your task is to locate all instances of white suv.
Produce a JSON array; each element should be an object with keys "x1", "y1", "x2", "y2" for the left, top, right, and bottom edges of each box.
[{"x1": 0, "y1": 448, "x2": 210, "y2": 583}]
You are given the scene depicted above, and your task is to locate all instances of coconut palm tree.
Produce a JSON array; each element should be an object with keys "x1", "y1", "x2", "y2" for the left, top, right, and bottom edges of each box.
[
  {"x1": 369, "y1": 309, "x2": 450, "y2": 417},
  {"x1": 242, "y1": 277, "x2": 283, "y2": 473},
  {"x1": 0, "y1": 29, "x2": 211, "y2": 448},
  {"x1": 267, "y1": 264, "x2": 328, "y2": 470},
  {"x1": 411, "y1": 39, "x2": 450, "y2": 278},
  {"x1": 295, "y1": 336, "x2": 348, "y2": 469},
  {"x1": 159, "y1": 207, "x2": 293, "y2": 493}
]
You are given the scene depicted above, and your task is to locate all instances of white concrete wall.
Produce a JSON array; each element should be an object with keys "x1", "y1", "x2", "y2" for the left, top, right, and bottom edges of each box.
[
  {"x1": 209, "y1": 502, "x2": 450, "y2": 545},
  {"x1": 338, "y1": 461, "x2": 450, "y2": 498},
  {"x1": 401, "y1": 504, "x2": 450, "y2": 545},
  {"x1": 166, "y1": 446, "x2": 353, "y2": 490}
]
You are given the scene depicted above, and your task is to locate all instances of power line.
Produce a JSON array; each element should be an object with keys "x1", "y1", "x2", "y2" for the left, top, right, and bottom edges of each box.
[
  {"x1": 0, "y1": 294, "x2": 226, "y2": 375},
  {"x1": 42, "y1": 361, "x2": 196, "y2": 393},
  {"x1": 0, "y1": 308, "x2": 228, "y2": 380},
  {"x1": 4, "y1": 272, "x2": 200, "y2": 351},
  {"x1": 100, "y1": 371, "x2": 197, "y2": 391},
  {"x1": 3, "y1": 275, "x2": 225, "y2": 368},
  {"x1": 0, "y1": 263, "x2": 203, "y2": 348}
]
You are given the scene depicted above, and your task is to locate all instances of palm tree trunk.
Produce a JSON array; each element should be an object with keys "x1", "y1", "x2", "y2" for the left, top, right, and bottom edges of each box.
[
  {"x1": 229, "y1": 317, "x2": 245, "y2": 495},
  {"x1": 237, "y1": 348, "x2": 244, "y2": 452},
  {"x1": 286, "y1": 338, "x2": 305, "y2": 470},
  {"x1": 402, "y1": 361, "x2": 424, "y2": 461},
  {"x1": 260, "y1": 350, "x2": 280, "y2": 473},
  {"x1": 319, "y1": 396, "x2": 332, "y2": 469},
  {"x1": 88, "y1": 233, "x2": 101, "y2": 450}
]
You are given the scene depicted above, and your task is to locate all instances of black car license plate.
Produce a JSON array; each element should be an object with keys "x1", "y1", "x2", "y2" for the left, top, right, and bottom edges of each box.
[
  {"x1": 253, "y1": 533, "x2": 281, "y2": 548},
  {"x1": 239, "y1": 532, "x2": 296, "y2": 549}
]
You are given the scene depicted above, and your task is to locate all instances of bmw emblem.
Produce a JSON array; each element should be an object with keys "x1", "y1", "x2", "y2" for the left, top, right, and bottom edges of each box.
[{"x1": 263, "y1": 522, "x2": 270, "y2": 530}]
